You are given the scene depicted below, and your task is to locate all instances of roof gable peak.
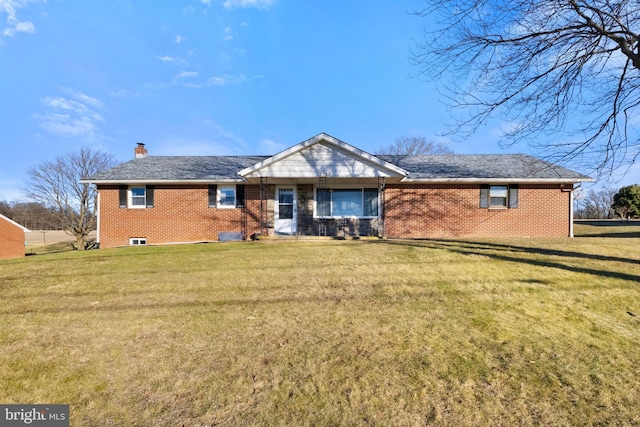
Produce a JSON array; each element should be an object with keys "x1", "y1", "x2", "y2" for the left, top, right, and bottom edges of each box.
[{"x1": 239, "y1": 133, "x2": 408, "y2": 178}]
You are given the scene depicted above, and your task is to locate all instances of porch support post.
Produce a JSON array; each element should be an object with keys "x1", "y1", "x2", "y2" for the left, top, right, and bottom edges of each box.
[
  {"x1": 96, "y1": 190, "x2": 101, "y2": 247},
  {"x1": 260, "y1": 177, "x2": 268, "y2": 236},
  {"x1": 379, "y1": 177, "x2": 386, "y2": 238}
]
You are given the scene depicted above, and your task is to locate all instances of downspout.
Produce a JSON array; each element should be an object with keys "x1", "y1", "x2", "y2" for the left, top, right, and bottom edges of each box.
[{"x1": 569, "y1": 184, "x2": 577, "y2": 238}]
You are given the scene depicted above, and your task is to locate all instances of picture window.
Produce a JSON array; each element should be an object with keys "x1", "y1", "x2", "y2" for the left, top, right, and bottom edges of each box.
[{"x1": 316, "y1": 188, "x2": 379, "y2": 218}]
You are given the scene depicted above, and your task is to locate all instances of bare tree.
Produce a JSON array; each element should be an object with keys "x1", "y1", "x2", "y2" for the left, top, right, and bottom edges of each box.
[
  {"x1": 412, "y1": 1, "x2": 640, "y2": 175},
  {"x1": 377, "y1": 136, "x2": 453, "y2": 155},
  {"x1": 574, "y1": 187, "x2": 616, "y2": 218},
  {"x1": 26, "y1": 148, "x2": 116, "y2": 250}
]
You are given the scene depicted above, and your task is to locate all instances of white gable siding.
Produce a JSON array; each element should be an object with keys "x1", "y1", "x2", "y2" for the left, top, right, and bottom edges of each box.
[{"x1": 244, "y1": 142, "x2": 399, "y2": 179}]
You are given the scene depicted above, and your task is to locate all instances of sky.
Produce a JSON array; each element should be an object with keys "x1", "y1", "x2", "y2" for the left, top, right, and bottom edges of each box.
[{"x1": 1, "y1": 0, "x2": 637, "y2": 202}]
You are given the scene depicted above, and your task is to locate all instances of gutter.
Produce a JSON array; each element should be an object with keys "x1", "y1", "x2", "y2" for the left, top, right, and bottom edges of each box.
[
  {"x1": 81, "y1": 177, "x2": 594, "y2": 185},
  {"x1": 80, "y1": 179, "x2": 248, "y2": 185},
  {"x1": 400, "y1": 177, "x2": 594, "y2": 184}
]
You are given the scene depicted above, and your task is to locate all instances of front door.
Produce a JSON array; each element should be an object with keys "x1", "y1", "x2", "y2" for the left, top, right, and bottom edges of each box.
[{"x1": 274, "y1": 187, "x2": 297, "y2": 235}]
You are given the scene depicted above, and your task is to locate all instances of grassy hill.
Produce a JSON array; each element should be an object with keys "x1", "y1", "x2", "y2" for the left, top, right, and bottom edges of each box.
[{"x1": 1, "y1": 235, "x2": 639, "y2": 425}]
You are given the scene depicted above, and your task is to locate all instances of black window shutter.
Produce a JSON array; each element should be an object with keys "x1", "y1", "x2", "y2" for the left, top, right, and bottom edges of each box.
[
  {"x1": 119, "y1": 186, "x2": 127, "y2": 208},
  {"x1": 146, "y1": 186, "x2": 154, "y2": 208},
  {"x1": 236, "y1": 185, "x2": 245, "y2": 208},
  {"x1": 509, "y1": 185, "x2": 519, "y2": 208},
  {"x1": 479, "y1": 185, "x2": 489, "y2": 208},
  {"x1": 208, "y1": 185, "x2": 217, "y2": 207}
]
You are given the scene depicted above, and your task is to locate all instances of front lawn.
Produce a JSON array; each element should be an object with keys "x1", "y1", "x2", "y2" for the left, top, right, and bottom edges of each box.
[{"x1": 1, "y1": 237, "x2": 639, "y2": 425}]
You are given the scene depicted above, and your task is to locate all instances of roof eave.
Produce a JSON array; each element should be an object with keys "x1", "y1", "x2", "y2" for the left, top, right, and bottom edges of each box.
[
  {"x1": 81, "y1": 178, "x2": 247, "y2": 185},
  {"x1": 401, "y1": 177, "x2": 594, "y2": 183}
]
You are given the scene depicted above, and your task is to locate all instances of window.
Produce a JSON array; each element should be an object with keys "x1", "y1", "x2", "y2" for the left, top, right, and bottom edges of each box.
[
  {"x1": 129, "y1": 238, "x2": 147, "y2": 245},
  {"x1": 480, "y1": 184, "x2": 519, "y2": 209},
  {"x1": 209, "y1": 184, "x2": 244, "y2": 208},
  {"x1": 131, "y1": 187, "x2": 146, "y2": 207},
  {"x1": 121, "y1": 186, "x2": 154, "y2": 209},
  {"x1": 218, "y1": 186, "x2": 236, "y2": 208},
  {"x1": 316, "y1": 188, "x2": 379, "y2": 217},
  {"x1": 490, "y1": 185, "x2": 508, "y2": 207},
  {"x1": 278, "y1": 188, "x2": 294, "y2": 219}
]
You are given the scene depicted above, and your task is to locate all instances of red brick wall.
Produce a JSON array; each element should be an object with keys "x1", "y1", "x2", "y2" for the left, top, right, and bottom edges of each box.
[
  {"x1": 384, "y1": 184, "x2": 571, "y2": 238},
  {"x1": 0, "y1": 217, "x2": 26, "y2": 259},
  {"x1": 98, "y1": 183, "x2": 572, "y2": 246},
  {"x1": 98, "y1": 185, "x2": 262, "y2": 248}
]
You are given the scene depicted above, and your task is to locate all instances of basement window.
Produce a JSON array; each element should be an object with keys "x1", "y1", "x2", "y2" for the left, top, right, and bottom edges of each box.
[{"x1": 129, "y1": 238, "x2": 147, "y2": 245}]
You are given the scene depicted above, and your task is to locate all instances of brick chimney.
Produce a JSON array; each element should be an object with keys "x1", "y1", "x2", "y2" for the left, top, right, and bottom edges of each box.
[{"x1": 135, "y1": 142, "x2": 147, "y2": 159}]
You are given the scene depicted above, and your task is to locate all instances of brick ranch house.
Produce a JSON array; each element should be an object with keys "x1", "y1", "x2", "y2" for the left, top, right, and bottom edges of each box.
[
  {"x1": 0, "y1": 213, "x2": 30, "y2": 259},
  {"x1": 83, "y1": 133, "x2": 592, "y2": 248}
]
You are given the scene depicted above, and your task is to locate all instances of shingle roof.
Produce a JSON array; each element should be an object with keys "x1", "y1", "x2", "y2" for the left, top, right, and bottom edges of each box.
[
  {"x1": 378, "y1": 154, "x2": 591, "y2": 181},
  {"x1": 85, "y1": 156, "x2": 269, "y2": 182},
  {"x1": 84, "y1": 153, "x2": 590, "y2": 182}
]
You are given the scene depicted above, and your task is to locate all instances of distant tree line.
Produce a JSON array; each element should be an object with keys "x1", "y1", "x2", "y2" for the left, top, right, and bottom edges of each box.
[
  {"x1": 575, "y1": 185, "x2": 640, "y2": 219},
  {"x1": 0, "y1": 200, "x2": 62, "y2": 230}
]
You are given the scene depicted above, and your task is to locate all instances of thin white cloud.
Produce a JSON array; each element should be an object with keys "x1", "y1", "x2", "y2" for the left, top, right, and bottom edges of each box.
[
  {"x1": 1, "y1": 0, "x2": 39, "y2": 37},
  {"x1": 208, "y1": 76, "x2": 227, "y2": 85},
  {"x1": 156, "y1": 124, "x2": 249, "y2": 155},
  {"x1": 158, "y1": 140, "x2": 232, "y2": 156},
  {"x1": 61, "y1": 87, "x2": 104, "y2": 109},
  {"x1": 223, "y1": 0, "x2": 275, "y2": 10},
  {"x1": 176, "y1": 71, "x2": 199, "y2": 78},
  {"x1": 157, "y1": 55, "x2": 177, "y2": 63},
  {"x1": 182, "y1": 74, "x2": 249, "y2": 88},
  {"x1": 259, "y1": 138, "x2": 286, "y2": 153},
  {"x1": 3, "y1": 19, "x2": 34, "y2": 36},
  {"x1": 109, "y1": 88, "x2": 138, "y2": 98},
  {"x1": 153, "y1": 119, "x2": 255, "y2": 156},
  {"x1": 175, "y1": 35, "x2": 186, "y2": 43},
  {"x1": 224, "y1": 26, "x2": 233, "y2": 41},
  {"x1": 34, "y1": 90, "x2": 107, "y2": 141}
]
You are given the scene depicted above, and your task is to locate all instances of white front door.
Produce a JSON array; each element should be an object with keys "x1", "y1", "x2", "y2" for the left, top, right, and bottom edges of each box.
[{"x1": 274, "y1": 186, "x2": 297, "y2": 234}]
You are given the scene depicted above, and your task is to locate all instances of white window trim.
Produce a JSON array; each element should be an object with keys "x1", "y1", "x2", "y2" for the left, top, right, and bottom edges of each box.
[
  {"x1": 129, "y1": 186, "x2": 147, "y2": 209},
  {"x1": 129, "y1": 238, "x2": 147, "y2": 245},
  {"x1": 218, "y1": 185, "x2": 237, "y2": 209},
  {"x1": 313, "y1": 186, "x2": 380, "y2": 219}
]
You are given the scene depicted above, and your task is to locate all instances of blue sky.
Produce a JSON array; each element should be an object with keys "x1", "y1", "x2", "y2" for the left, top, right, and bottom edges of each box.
[{"x1": 0, "y1": 0, "x2": 635, "y2": 201}]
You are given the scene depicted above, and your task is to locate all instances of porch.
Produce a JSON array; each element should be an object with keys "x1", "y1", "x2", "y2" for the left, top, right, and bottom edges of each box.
[{"x1": 254, "y1": 181, "x2": 386, "y2": 239}]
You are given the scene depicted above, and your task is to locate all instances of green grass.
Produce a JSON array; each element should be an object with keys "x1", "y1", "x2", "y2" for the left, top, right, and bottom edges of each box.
[
  {"x1": 1, "y1": 233, "x2": 640, "y2": 426},
  {"x1": 25, "y1": 241, "x2": 75, "y2": 256}
]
